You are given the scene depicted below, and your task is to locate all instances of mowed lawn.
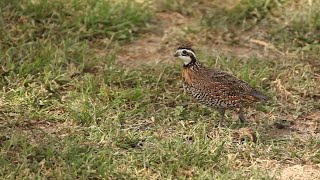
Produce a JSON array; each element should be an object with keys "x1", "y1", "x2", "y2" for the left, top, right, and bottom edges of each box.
[{"x1": 1, "y1": 0, "x2": 320, "y2": 179}]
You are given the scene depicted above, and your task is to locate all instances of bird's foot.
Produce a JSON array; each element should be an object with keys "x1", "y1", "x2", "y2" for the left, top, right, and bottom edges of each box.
[
  {"x1": 239, "y1": 107, "x2": 246, "y2": 123},
  {"x1": 239, "y1": 115, "x2": 246, "y2": 123}
]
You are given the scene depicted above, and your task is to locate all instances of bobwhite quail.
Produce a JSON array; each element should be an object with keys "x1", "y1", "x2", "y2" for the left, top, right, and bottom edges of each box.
[{"x1": 173, "y1": 44, "x2": 268, "y2": 124}]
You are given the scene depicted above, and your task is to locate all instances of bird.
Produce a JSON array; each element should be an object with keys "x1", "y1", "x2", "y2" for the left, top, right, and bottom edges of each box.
[{"x1": 173, "y1": 44, "x2": 268, "y2": 124}]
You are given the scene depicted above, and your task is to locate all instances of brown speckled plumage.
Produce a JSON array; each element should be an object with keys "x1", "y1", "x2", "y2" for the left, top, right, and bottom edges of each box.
[{"x1": 174, "y1": 44, "x2": 268, "y2": 124}]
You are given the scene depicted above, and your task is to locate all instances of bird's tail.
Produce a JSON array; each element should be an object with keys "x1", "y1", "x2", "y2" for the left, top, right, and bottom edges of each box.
[{"x1": 250, "y1": 90, "x2": 269, "y2": 102}]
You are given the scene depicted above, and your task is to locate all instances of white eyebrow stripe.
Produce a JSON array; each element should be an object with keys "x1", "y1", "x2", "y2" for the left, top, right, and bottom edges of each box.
[{"x1": 180, "y1": 49, "x2": 196, "y2": 58}]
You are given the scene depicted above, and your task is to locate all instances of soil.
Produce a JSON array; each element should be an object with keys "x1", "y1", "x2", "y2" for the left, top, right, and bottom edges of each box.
[{"x1": 116, "y1": 11, "x2": 284, "y2": 67}]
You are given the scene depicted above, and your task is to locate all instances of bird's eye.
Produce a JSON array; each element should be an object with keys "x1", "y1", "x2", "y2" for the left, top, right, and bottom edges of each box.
[{"x1": 182, "y1": 50, "x2": 187, "y2": 55}]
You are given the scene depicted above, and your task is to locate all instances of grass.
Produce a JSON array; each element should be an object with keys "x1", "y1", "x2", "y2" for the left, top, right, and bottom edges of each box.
[
  {"x1": 203, "y1": 0, "x2": 280, "y2": 29},
  {"x1": 1, "y1": 0, "x2": 320, "y2": 179},
  {"x1": 203, "y1": 0, "x2": 320, "y2": 50},
  {"x1": 0, "y1": 0, "x2": 150, "y2": 45}
]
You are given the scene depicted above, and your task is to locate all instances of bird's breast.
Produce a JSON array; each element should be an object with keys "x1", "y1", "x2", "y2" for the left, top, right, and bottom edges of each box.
[{"x1": 182, "y1": 68, "x2": 194, "y2": 85}]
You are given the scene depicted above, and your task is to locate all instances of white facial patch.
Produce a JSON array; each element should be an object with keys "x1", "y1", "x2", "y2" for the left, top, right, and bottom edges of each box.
[
  {"x1": 179, "y1": 55, "x2": 192, "y2": 65},
  {"x1": 175, "y1": 49, "x2": 196, "y2": 65}
]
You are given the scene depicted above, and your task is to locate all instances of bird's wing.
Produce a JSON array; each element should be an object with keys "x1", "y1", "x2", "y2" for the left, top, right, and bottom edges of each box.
[
  {"x1": 206, "y1": 70, "x2": 253, "y2": 96},
  {"x1": 205, "y1": 69, "x2": 268, "y2": 103}
]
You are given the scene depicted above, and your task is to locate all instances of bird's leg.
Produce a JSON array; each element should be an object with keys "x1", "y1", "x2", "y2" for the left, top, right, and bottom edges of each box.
[
  {"x1": 218, "y1": 108, "x2": 225, "y2": 126},
  {"x1": 239, "y1": 107, "x2": 246, "y2": 123}
]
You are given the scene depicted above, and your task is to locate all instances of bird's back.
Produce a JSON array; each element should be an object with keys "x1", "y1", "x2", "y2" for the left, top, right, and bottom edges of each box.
[{"x1": 182, "y1": 66, "x2": 268, "y2": 109}]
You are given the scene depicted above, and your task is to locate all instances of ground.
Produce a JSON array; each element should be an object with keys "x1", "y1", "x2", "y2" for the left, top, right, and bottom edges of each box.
[{"x1": 0, "y1": 0, "x2": 320, "y2": 179}]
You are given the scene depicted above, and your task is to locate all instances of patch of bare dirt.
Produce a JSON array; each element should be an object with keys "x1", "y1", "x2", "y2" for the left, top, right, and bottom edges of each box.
[
  {"x1": 305, "y1": 111, "x2": 320, "y2": 122},
  {"x1": 117, "y1": 12, "x2": 189, "y2": 66},
  {"x1": 292, "y1": 112, "x2": 320, "y2": 139},
  {"x1": 25, "y1": 120, "x2": 75, "y2": 145},
  {"x1": 264, "y1": 127, "x2": 293, "y2": 140},
  {"x1": 263, "y1": 115, "x2": 320, "y2": 140},
  {"x1": 116, "y1": 10, "x2": 284, "y2": 67},
  {"x1": 279, "y1": 165, "x2": 320, "y2": 180},
  {"x1": 254, "y1": 159, "x2": 282, "y2": 177},
  {"x1": 254, "y1": 162, "x2": 320, "y2": 180},
  {"x1": 1, "y1": 119, "x2": 81, "y2": 146}
]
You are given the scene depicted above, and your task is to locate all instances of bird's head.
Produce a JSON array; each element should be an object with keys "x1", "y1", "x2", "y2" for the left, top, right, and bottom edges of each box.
[{"x1": 173, "y1": 44, "x2": 197, "y2": 66}]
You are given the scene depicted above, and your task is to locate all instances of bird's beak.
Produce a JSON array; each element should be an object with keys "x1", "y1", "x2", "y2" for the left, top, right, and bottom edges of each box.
[{"x1": 173, "y1": 52, "x2": 179, "y2": 57}]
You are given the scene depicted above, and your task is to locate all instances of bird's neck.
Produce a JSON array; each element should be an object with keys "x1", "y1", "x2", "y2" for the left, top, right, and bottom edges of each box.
[{"x1": 184, "y1": 56, "x2": 203, "y2": 71}]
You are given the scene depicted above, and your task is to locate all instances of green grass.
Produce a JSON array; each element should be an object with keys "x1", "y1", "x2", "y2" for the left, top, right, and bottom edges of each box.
[
  {"x1": 1, "y1": 0, "x2": 320, "y2": 179},
  {"x1": 203, "y1": 0, "x2": 280, "y2": 30},
  {"x1": 203, "y1": 0, "x2": 320, "y2": 50},
  {"x1": 0, "y1": 0, "x2": 150, "y2": 46}
]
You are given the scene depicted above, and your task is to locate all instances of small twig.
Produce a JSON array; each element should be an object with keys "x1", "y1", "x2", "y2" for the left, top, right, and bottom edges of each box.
[
  {"x1": 155, "y1": 62, "x2": 168, "y2": 88},
  {"x1": 249, "y1": 39, "x2": 284, "y2": 55}
]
